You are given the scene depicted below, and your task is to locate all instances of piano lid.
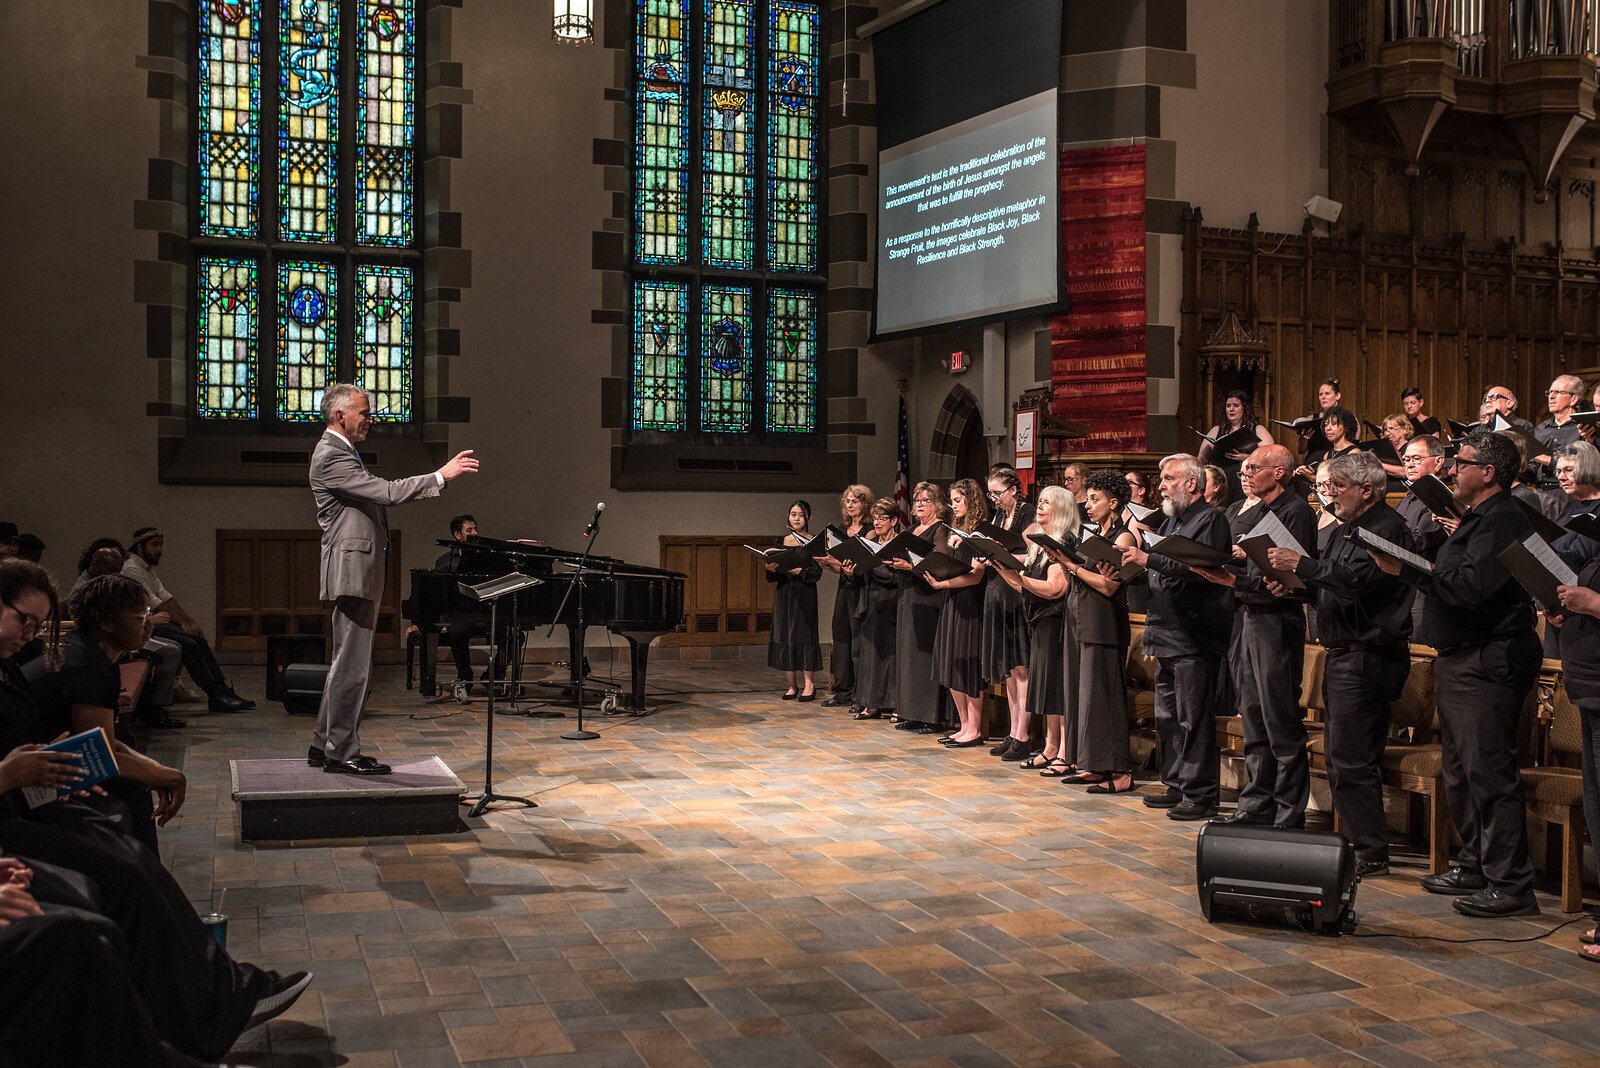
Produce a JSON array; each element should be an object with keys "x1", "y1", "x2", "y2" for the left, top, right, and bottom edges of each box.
[{"x1": 441, "y1": 535, "x2": 683, "y2": 579}]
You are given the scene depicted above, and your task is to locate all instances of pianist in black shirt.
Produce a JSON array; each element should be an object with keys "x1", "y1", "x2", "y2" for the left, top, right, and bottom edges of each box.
[{"x1": 434, "y1": 515, "x2": 515, "y2": 686}]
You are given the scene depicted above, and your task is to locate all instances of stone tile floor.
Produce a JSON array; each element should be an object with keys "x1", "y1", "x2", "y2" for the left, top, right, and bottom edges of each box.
[{"x1": 150, "y1": 662, "x2": 1600, "y2": 1067}]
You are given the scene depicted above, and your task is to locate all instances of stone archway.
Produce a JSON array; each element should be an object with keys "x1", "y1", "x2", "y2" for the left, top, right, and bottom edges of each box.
[{"x1": 927, "y1": 385, "x2": 985, "y2": 481}]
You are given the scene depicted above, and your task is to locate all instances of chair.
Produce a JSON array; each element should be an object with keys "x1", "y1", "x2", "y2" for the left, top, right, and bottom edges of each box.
[
  {"x1": 1308, "y1": 647, "x2": 1449, "y2": 872},
  {"x1": 1123, "y1": 619, "x2": 1156, "y2": 727},
  {"x1": 1523, "y1": 665, "x2": 1589, "y2": 913},
  {"x1": 117, "y1": 658, "x2": 152, "y2": 721},
  {"x1": 1217, "y1": 637, "x2": 1327, "y2": 758}
]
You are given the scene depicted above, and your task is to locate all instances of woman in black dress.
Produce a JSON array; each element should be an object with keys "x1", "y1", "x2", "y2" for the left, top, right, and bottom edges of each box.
[
  {"x1": 847, "y1": 499, "x2": 902, "y2": 720},
  {"x1": 927, "y1": 479, "x2": 989, "y2": 747},
  {"x1": 995, "y1": 485, "x2": 1075, "y2": 770},
  {"x1": 1295, "y1": 377, "x2": 1345, "y2": 464},
  {"x1": 1198, "y1": 389, "x2": 1273, "y2": 503},
  {"x1": 1297, "y1": 406, "x2": 1359, "y2": 480},
  {"x1": 981, "y1": 468, "x2": 1035, "y2": 759},
  {"x1": 819, "y1": 484, "x2": 874, "y2": 709},
  {"x1": 1553, "y1": 538, "x2": 1600, "y2": 962},
  {"x1": 1542, "y1": 443, "x2": 1600, "y2": 656},
  {"x1": 886, "y1": 482, "x2": 951, "y2": 733},
  {"x1": 1051, "y1": 470, "x2": 1137, "y2": 792},
  {"x1": 766, "y1": 500, "x2": 822, "y2": 700}
]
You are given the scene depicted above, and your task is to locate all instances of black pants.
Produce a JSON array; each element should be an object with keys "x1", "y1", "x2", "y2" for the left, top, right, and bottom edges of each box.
[
  {"x1": 0, "y1": 810, "x2": 262, "y2": 1061},
  {"x1": 1154, "y1": 654, "x2": 1221, "y2": 807},
  {"x1": 1322, "y1": 645, "x2": 1409, "y2": 860},
  {"x1": 1235, "y1": 609, "x2": 1309, "y2": 826},
  {"x1": 830, "y1": 584, "x2": 860, "y2": 697},
  {"x1": 0, "y1": 911, "x2": 211, "y2": 1068},
  {"x1": 1433, "y1": 635, "x2": 1541, "y2": 896},
  {"x1": 1582, "y1": 706, "x2": 1600, "y2": 878},
  {"x1": 151, "y1": 623, "x2": 227, "y2": 696},
  {"x1": 447, "y1": 625, "x2": 517, "y2": 681}
]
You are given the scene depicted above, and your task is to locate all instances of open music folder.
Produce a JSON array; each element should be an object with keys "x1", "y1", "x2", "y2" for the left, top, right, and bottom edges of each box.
[
  {"x1": 1354, "y1": 525, "x2": 1434, "y2": 574},
  {"x1": 1499, "y1": 533, "x2": 1579, "y2": 611}
]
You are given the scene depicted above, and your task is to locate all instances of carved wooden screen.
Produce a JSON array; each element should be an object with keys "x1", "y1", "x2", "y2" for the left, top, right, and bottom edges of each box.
[{"x1": 1183, "y1": 216, "x2": 1600, "y2": 433}]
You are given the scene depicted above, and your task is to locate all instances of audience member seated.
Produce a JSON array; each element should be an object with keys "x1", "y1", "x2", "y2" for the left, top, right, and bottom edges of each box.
[
  {"x1": 121, "y1": 528, "x2": 252, "y2": 714},
  {"x1": 71, "y1": 540, "x2": 186, "y2": 729},
  {"x1": 24, "y1": 575, "x2": 190, "y2": 852},
  {"x1": 0, "y1": 559, "x2": 313, "y2": 1062}
]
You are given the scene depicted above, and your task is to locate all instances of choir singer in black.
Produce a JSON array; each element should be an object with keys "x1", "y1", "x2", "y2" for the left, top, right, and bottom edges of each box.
[
  {"x1": 1267, "y1": 451, "x2": 1414, "y2": 878},
  {"x1": 1369, "y1": 432, "x2": 1542, "y2": 917}
]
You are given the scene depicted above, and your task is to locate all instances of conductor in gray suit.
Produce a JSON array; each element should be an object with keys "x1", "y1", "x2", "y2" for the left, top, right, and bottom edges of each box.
[{"x1": 309, "y1": 383, "x2": 480, "y2": 774}]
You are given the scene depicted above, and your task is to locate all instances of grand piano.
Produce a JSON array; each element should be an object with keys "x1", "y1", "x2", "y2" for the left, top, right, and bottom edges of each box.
[{"x1": 402, "y1": 535, "x2": 685, "y2": 712}]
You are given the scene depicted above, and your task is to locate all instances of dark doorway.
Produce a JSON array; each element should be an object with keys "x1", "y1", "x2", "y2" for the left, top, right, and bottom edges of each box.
[{"x1": 955, "y1": 417, "x2": 989, "y2": 482}]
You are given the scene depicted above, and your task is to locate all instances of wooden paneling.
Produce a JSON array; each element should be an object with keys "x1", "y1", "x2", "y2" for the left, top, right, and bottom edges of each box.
[
  {"x1": 1182, "y1": 216, "x2": 1595, "y2": 438},
  {"x1": 214, "y1": 529, "x2": 403, "y2": 652},
  {"x1": 659, "y1": 535, "x2": 777, "y2": 645}
]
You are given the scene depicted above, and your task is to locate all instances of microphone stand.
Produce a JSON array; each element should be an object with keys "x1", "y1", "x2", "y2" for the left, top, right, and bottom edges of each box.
[{"x1": 548, "y1": 513, "x2": 603, "y2": 741}]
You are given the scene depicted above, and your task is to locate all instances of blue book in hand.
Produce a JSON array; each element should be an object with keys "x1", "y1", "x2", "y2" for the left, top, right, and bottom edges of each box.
[{"x1": 20, "y1": 727, "x2": 119, "y2": 810}]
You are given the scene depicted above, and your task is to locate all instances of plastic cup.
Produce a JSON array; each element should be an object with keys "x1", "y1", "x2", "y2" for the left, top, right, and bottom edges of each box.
[{"x1": 201, "y1": 912, "x2": 228, "y2": 948}]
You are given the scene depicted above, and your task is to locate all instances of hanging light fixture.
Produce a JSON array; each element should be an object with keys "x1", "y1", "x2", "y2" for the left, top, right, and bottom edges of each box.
[{"x1": 553, "y1": 0, "x2": 594, "y2": 44}]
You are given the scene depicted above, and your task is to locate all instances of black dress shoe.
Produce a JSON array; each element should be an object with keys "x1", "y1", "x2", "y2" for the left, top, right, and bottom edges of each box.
[
  {"x1": 139, "y1": 712, "x2": 187, "y2": 729},
  {"x1": 323, "y1": 756, "x2": 392, "y2": 775},
  {"x1": 1001, "y1": 743, "x2": 1031, "y2": 762},
  {"x1": 225, "y1": 688, "x2": 257, "y2": 710},
  {"x1": 1355, "y1": 857, "x2": 1390, "y2": 879},
  {"x1": 893, "y1": 720, "x2": 921, "y2": 731},
  {"x1": 208, "y1": 693, "x2": 249, "y2": 714},
  {"x1": 306, "y1": 746, "x2": 325, "y2": 768},
  {"x1": 989, "y1": 738, "x2": 1017, "y2": 756},
  {"x1": 1421, "y1": 865, "x2": 1487, "y2": 896},
  {"x1": 797, "y1": 691, "x2": 817, "y2": 703},
  {"x1": 781, "y1": 691, "x2": 797, "y2": 701},
  {"x1": 1453, "y1": 888, "x2": 1540, "y2": 918},
  {"x1": 821, "y1": 694, "x2": 851, "y2": 707},
  {"x1": 1167, "y1": 801, "x2": 1219, "y2": 821},
  {"x1": 913, "y1": 724, "x2": 943, "y2": 734},
  {"x1": 1142, "y1": 790, "x2": 1182, "y2": 809},
  {"x1": 1209, "y1": 809, "x2": 1272, "y2": 826}
]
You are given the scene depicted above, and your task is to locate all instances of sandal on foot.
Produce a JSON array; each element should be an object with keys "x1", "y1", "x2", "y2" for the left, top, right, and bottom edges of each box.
[
  {"x1": 1579, "y1": 942, "x2": 1600, "y2": 963},
  {"x1": 1037, "y1": 759, "x2": 1076, "y2": 778},
  {"x1": 1085, "y1": 775, "x2": 1137, "y2": 795},
  {"x1": 1582, "y1": 928, "x2": 1597, "y2": 946},
  {"x1": 1019, "y1": 752, "x2": 1055, "y2": 770},
  {"x1": 853, "y1": 708, "x2": 883, "y2": 720},
  {"x1": 1062, "y1": 771, "x2": 1106, "y2": 784}
]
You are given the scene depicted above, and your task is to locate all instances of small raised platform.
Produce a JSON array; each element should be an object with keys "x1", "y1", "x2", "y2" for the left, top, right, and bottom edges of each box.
[{"x1": 230, "y1": 756, "x2": 467, "y2": 841}]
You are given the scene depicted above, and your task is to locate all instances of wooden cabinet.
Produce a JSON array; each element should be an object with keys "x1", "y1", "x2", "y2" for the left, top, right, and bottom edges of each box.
[{"x1": 659, "y1": 535, "x2": 776, "y2": 645}]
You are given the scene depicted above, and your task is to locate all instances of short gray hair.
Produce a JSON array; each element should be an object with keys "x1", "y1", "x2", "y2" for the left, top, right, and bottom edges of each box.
[
  {"x1": 321, "y1": 383, "x2": 367, "y2": 423},
  {"x1": 1554, "y1": 374, "x2": 1585, "y2": 396},
  {"x1": 1327, "y1": 450, "x2": 1386, "y2": 494},
  {"x1": 1555, "y1": 440, "x2": 1600, "y2": 489},
  {"x1": 1159, "y1": 453, "x2": 1204, "y2": 491}
]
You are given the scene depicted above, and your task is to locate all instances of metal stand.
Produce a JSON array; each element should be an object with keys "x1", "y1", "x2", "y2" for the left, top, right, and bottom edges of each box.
[
  {"x1": 548, "y1": 521, "x2": 603, "y2": 741},
  {"x1": 458, "y1": 573, "x2": 543, "y2": 817}
]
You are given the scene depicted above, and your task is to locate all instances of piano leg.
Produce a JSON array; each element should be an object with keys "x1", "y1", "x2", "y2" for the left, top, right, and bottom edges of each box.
[
  {"x1": 565, "y1": 622, "x2": 589, "y2": 688},
  {"x1": 421, "y1": 630, "x2": 440, "y2": 697},
  {"x1": 612, "y1": 630, "x2": 668, "y2": 714}
]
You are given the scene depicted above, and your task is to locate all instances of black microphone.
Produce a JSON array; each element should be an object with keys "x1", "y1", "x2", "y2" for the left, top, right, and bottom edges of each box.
[{"x1": 583, "y1": 502, "x2": 606, "y2": 539}]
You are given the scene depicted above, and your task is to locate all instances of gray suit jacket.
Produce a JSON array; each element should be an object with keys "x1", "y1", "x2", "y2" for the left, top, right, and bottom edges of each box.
[{"x1": 310, "y1": 429, "x2": 441, "y2": 602}]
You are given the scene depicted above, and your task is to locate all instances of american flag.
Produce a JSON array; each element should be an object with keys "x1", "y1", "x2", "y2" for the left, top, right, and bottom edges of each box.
[{"x1": 893, "y1": 393, "x2": 911, "y2": 526}]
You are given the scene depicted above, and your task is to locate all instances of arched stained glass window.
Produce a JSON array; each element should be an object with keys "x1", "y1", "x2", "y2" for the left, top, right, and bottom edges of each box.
[
  {"x1": 194, "y1": 0, "x2": 419, "y2": 424},
  {"x1": 629, "y1": 0, "x2": 823, "y2": 438}
]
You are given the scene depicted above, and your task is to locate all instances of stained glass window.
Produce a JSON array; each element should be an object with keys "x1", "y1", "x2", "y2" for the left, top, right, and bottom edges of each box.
[
  {"x1": 278, "y1": 0, "x2": 339, "y2": 242},
  {"x1": 356, "y1": 0, "x2": 416, "y2": 246},
  {"x1": 197, "y1": 257, "x2": 260, "y2": 420},
  {"x1": 195, "y1": 2, "x2": 419, "y2": 424},
  {"x1": 629, "y1": 0, "x2": 822, "y2": 439},
  {"x1": 765, "y1": 288, "x2": 816, "y2": 433},
  {"x1": 356, "y1": 265, "x2": 414, "y2": 422},
  {"x1": 635, "y1": 0, "x2": 690, "y2": 265},
  {"x1": 199, "y1": 0, "x2": 262, "y2": 238},
  {"x1": 276, "y1": 261, "x2": 337, "y2": 420},
  {"x1": 700, "y1": 285, "x2": 752, "y2": 431},
  {"x1": 633, "y1": 280, "x2": 690, "y2": 431},
  {"x1": 766, "y1": 0, "x2": 819, "y2": 272}
]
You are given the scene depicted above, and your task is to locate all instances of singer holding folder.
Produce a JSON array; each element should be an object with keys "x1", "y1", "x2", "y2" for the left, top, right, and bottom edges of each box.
[
  {"x1": 766, "y1": 501, "x2": 822, "y2": 700},
  {"x1": 1370, "y1": 432, "x2": 1542, "y2": 917}
]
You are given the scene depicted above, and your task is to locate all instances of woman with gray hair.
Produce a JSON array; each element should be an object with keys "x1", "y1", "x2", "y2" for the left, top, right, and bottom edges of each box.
[{"x1": 1543, "y1": 441, "x2": 1600, "y2": 656}]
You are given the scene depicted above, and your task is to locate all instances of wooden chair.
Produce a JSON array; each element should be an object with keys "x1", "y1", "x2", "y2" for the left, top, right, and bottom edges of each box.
[
  {"x1": 1217, "y1": 638, "x2": 1327, "y2": 759},
  {"x1": 1523, "y1": 664, "x2": 1589, "y2": 913},
  {"x1": 1307, "y1": 647, "x2": 1449, "y2": 872},
  {"x1": 1123, "y1": 619, "x2": 1156, "y2": 728}
]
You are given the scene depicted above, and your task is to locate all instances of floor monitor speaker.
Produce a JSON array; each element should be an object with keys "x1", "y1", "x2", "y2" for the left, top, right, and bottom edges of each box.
[
  {"x1": 282, "y1": 662, "x2": 331, "y2": 717},
  {"x1": 1196, "y1": 823, "x2": 1358, "y2": 936}
]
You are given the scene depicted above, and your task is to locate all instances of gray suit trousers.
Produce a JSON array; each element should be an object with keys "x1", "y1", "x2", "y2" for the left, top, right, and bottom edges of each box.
[{"x1": 314, "y1": 595, "x2": 379, "y2": 761}]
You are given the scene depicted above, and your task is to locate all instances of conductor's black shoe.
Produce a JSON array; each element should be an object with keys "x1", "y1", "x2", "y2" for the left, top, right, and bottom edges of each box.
[
  {"x1": 822, "y1": 694, "x2": 851, "y2": 707},
  {"x1": 208, "y1": 693, "x2": 249, "y2": 714},
  {"x1": 306, "y1": 746, "x2": 325, "y2": 768},
  {"x1": 1167, "y1": 801, "x2": 1219, "y2": 821},
  {"x1": 323, "y1": 756, "x2": 391, "y2": 776},
  {"x1": 1142, "y1": 789, "x2": 1182, "y2": 809},
  {"x1": 1355, "y1": 857, "x2": 1390, "y2": 879},
  {"x1": 1209, "y1": 809, "x2": 1272, "y2": 826},
  {"x1": 1421, "y1": 865, "x2": 1487, "y2": 896},
  {"x1": 1452, "y1": 888, "x2": 1540, "y2": 918}
]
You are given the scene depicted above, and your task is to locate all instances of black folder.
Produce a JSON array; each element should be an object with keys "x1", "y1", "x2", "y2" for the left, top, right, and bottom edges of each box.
[
  {"x1": 1359, "y1": 437, "x2": 1401, "y2": 464},
  {"x1": 1077, "y1": 530, "x2": 1145, "y2": 580},
  {"x1": 1563, "y1": 512, "x2": 1600, "y2": 540},
  {"x1": 804, "y1": 524, "x2": 847, "y2": 558},
  {"x1": 819, "y1": 531, "x2": 879, "y2": 570},
  {"x1": 1514, "y1": 496, "x2": 1568, "y2": 544},
  {"x1": 1498, "y1": 534, "x2": 1578, "y2": 611},
  {"x1": 872, "y1": 529, "x2": 935, "y2": 563},
  {"x1": 1571, "y1": 411, "x2": 1600, "y2": 426},
  {"x1": 1404, "y1": 474, "x2": 1462, "y2": 520},
  {"x1": 973, "y1": 521, "x2": 1029, "y2": 554},
  {"x1": 906, "y1": 549, "x2": 972, "y2": 581},
  {"x1": 745, "y1": 543, "x2": 813, "y2": 570},
  {"x1": 1145, "y1": 533, "x2": 1232, "y2": 569},
  {"x1": 1197, "y1": 424, "x2": 1261, "y2": 457},
  {"x1": 1272, "y1": 415, "x2": 1322, "y2": 433},
  {"x1": 1027, "y1": 530, "x2": 1083, "y2": 563},
  {"x1": 952, "y1": 531, "x2": 1025, "y2": 571}
]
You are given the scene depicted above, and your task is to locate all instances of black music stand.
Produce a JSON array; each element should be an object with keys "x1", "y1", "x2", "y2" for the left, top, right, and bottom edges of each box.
[
  {"x1": 547, "y1": 524, "x2": 604, "y2": 741},
  {"x1": 459, "y1": 572, "x2": 543, "y2": 817}
]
